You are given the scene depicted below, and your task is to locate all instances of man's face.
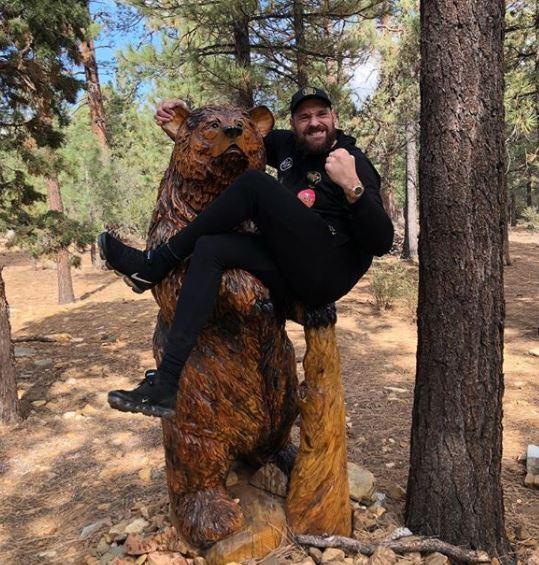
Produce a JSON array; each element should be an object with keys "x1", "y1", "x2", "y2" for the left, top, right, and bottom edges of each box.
[{"x1": 290, "y1": 98, "x2": 337, "y2": 155}]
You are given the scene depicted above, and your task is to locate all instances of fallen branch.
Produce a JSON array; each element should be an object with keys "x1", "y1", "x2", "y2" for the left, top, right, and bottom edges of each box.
[
  {"x1": 295, "y1": 533, "x2": 491, "y2": 563},
  {"x1": 13, "y1": 336, "x2": 56, "y2": 343}
]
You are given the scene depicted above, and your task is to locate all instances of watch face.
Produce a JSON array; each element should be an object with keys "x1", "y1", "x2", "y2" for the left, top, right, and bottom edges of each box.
[{"x1": 354, "y1": 185, "x2": 364, "y2": 196}]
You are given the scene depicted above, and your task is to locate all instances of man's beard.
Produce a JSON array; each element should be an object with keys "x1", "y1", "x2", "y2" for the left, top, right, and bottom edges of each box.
[{"x1": 295, "y1": 124, "x2": 337, "y2": 156}]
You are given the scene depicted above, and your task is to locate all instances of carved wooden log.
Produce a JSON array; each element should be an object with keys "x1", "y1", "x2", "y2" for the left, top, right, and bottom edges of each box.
[{"x1": 286, "y1": 304, "x2": 352, "y2": 536}]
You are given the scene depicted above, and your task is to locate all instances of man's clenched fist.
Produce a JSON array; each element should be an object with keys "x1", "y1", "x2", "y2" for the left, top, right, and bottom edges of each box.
[{"x1": 324, "y1": 148, "x2": 363, "y2": 203}]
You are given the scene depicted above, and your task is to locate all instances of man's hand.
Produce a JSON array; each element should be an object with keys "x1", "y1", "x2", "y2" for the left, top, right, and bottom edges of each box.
[
  {"x1": 155, "y1": 99, "x2": 190, "y2": 127},
  {"x1": 325, "y1": 148, "x2": 363, "y2": 203}
]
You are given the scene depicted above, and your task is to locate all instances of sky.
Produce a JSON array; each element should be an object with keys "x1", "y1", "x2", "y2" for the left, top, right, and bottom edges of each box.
[{"x1": 90, "y1": 0, "x2": 379, "y2": 106}]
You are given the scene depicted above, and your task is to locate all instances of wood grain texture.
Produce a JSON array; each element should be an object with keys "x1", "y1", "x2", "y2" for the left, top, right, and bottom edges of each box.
[
  {"x1": 286, "y1": 318, "x2": 352, "y2": 537},
  {"x1": 147, "y1": 105, "x2": 298, "y2": 548}
]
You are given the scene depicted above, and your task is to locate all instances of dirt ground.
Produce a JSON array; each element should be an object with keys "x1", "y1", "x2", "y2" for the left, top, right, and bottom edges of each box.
[{"x1": 0, "y1": 228, "x2": 537, "y2": 564}]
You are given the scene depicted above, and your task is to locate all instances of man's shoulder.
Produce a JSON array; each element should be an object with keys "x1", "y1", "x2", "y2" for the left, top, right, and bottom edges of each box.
[{"x1": 265, "y1": 128, "x2": 294, "y2": 144}]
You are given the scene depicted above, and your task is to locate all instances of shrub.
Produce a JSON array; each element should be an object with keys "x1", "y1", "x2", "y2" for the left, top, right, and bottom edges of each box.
[
  {"x1": 521, "y1": 206, "x2": 539, "y2": 230},
  {"x1": 370, "y1": 260, "x2": 418, "y2": 317}
]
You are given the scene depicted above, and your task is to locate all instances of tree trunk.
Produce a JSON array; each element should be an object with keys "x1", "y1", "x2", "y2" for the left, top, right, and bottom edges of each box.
[
  {"x1": 46, "y1": 174, "x2": 75, "y2": 304},
  {"x1": 79, "y1": 33, "x2": 109, "y2": 155},
  {"x1": 379, "y1": 153, "x2": 401, "y2": 226},
  {"x1": 406, "y1": 0, "x2": 511, "y2": 560},
  {"x1": 0, "y1": 267, "x2": 19, "y2": 425},
  {"x1": 402, "y1": 120, "x2": 419, "y2": 260},
  {"x1": 233, "y1": 14, "x2": 254, "y2": 108},
  {"x1": 510, "y1": 190, "x2": 517, "y2": 226},
  {"x1": 293, "y1": 0, "x2": 308, "y2": 87}
]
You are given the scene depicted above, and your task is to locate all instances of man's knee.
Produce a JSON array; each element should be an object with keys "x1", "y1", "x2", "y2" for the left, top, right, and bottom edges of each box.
[
  {"x1": 192, "y1": 235, "x2": 230, "y2": 264},
  {"x1": 236, "y1": 170, "x2": 279, "y2": 197}
]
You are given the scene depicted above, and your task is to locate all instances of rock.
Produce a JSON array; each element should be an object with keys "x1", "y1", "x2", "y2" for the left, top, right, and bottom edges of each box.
[
  {"x1": 353, "y1": 509, "x2": 377, "y2": 531},
  {"x1": 383, "y1": 386, "x2": 407, "y2": 394},
  {"x1": 399, "y1": 553, "x2": 421, "y2": 564},
  {"x1": 527, "y1": 445, "x2": 539, "y2": 475},
  {"x1": 353, "y1": 557, "x2": 368, "y2": 565},
  {"x1": 109, "y1": 520, "x2": 130, "y2": 539},
  {"x1": 14, "y1": 346, "x2": 35, "y2": 357},
  {"x1": 82, "y1": 404, "x2": 100, "y2": 416},
  {"x1": 32, "y1": 399, "x2": 47, "y2": 407},
  {"x1": 367, "y1": 547, "x2": 397, "y2": 564},
  {"x1": 35, "y1": 358, "x2": 53, "y2": 367},
  {"x1": 45, "y1": 332, "x2": 73, "y2": 342},
  {"x1": 204, "y1": 483, "x2": 286, "y2": 565},
  {"x1": 81, "y1": 519, "x2": 109, "y2": 540},
  {"x1": 343, "y1": 559, "x2": 354, "y2": 565},
  {"x1": 370, "y1": 492, "x2": 385, "y2": 506},
  {"x1": 515, "y1": 524, "x2": 532, "y2": 540},
  {"x1": 63, "y1": 411, "x2": 77, "y2": 419},
  {"x1": 529, "y1": 348, "x2": 539, "y2": 357},
  {"x1": 193, "y1": 558, "x2": 207, "y2": 565},
  {"x1": 368, "y1": 506, "x2": 385, "y2": 519},
  {"x1": 38, "y1": 550, "x2": 58, "y2": 558},
  {"x1": 146, "y1": 552, "x2": 188, "y2": 565},
  {"x1": 423, "y1": 553, "x2": 450, "y2": 565},
  {"x1": 295, "y1": 559, "x2": 316, "y2": 565},
  {"x1": 309, "y1": 547, "x2": 323, "y2": 563},
  {"x1": 386, "y1": 483, "x2": 406, "y2": 500},
  {"x1": 320, "y1": 548, "x2": 345, "y2": 563},
  {"x1": 347, "y1": 463, "x2": 375, "y2": 503},
  {"x1": 524, "y1": 473, "x2": 539, "y2": 489},
  {"x1": 527, "y1": 548, "x2": 539, "y2": 564},
  {"x1": 125, "y1": 518, "x2": 149, "y2": 535},
  {"x1": 138, "y1": 467, "x2": 153, "y2": 483},
  {"x1": 100, "y1": 545, "x2": 124, "y2": 565},
  {"x1": 96, "y1": 537, "x2": 110, "y2": 556},
  {"x1": 249, "y1": 463, "x2": 288, "y2": 497}
]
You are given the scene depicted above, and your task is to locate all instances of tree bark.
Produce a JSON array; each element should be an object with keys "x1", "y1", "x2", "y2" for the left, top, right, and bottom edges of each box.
[
  {"x1": 406, "y1": 0, "x2": 512, "y2": 561},
  {"x1": 233, "y1": 14, "x2": 254, "y2": 108},
  {"x1": 293, "y1": 0, "x2": 308, "y2": 87},
  {"x1": 79, "y1": 33, "x2": 109, "y2": 155},
  {"x1": 402, "y1": 120, "x2": 419, "y2": 260},
  {"x1": 46, "y1": 174, "x2": 75, "y2": 304},
  {"x1": 286, "y1": 304, "x2": 351, "y2": 537},
  {"x1": 0, "y1": 267, "x2": 19, "y2": 425}
]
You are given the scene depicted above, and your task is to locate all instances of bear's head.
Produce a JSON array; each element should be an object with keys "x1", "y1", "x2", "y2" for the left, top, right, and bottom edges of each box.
[{"x1": 161, "y1": 104, "x2": 274, "y2": 211}]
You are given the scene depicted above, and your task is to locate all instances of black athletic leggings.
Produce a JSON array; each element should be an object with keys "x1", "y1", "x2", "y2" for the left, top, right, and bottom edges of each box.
[{"x1": 158, "y1": 169, "x2": 372, "y2": 380}]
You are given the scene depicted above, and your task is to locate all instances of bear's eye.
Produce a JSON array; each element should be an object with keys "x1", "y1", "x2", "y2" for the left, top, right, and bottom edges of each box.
[{"x1": 209, "y1": 121, "x2": 220, "y2": 129}]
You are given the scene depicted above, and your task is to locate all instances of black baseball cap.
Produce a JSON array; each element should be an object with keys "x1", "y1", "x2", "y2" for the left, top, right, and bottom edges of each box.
[{"x1": 290, "y1": 87, "x2": 332, "y2": 114}]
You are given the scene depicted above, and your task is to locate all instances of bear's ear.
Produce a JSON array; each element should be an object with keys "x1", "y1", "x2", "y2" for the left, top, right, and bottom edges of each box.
[
  {"x1": 248, "y1": 106, "x2": 274, "y2": 137},
  {"x1": 162, "y1": 104, "x2": 190, "y2": 141}
]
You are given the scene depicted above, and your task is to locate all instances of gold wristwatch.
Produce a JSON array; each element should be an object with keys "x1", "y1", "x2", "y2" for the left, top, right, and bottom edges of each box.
[{"x1": 350, "y1": 182, "x2": 364, "y2": 198}]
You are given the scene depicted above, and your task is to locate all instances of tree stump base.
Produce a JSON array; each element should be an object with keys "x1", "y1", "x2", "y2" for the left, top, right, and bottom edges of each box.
[{"x1": 203, "y1": 464, "x2": 287, "y2": 565}]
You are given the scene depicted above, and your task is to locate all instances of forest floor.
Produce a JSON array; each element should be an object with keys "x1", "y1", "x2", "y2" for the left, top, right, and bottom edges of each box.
[{"x1": 0, "y1": 228, "x2": 537, "y2": 564}]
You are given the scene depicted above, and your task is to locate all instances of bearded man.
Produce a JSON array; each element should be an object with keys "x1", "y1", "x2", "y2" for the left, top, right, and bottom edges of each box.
[{"x1": 98, "y1": 87, "x2": 394, "y2": 417}]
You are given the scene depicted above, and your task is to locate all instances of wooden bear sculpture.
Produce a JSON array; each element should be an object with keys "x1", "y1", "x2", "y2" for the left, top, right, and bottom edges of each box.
[{"x1": 146, "y1": 104, "x2": 298, "y2": 548}]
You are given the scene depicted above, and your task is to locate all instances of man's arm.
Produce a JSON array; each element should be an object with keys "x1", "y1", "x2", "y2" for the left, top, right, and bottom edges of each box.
[{"x1": 325, "y1": 148, "x2": 394, "y2": 256}]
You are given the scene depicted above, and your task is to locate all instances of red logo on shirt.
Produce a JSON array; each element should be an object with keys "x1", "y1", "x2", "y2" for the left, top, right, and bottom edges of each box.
[{"x1": 297, "y1": 188, "x2": 316, "y2": 208}]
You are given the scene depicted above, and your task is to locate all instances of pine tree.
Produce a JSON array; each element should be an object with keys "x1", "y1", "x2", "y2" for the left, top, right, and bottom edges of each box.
[
  {"x1": 0, "y1": 0, "x2": 89, "y2": 422},
  {"x1": 405, "y1": 0, "x2": 512, "y2": 559}
]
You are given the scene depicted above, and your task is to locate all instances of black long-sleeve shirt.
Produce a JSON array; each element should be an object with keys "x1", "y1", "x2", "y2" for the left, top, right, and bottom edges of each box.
[{"x1": 264, "y1": 129, "x2": 394, "y2": 256}]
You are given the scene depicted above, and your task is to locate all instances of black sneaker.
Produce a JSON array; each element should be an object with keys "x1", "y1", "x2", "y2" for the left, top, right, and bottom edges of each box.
[
  {"x1": 108, "y1": 370, "x2": 177, "y2": 418},
  {"x1": 98, "y1": 232, "x2": 169, "y2": 293}
]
